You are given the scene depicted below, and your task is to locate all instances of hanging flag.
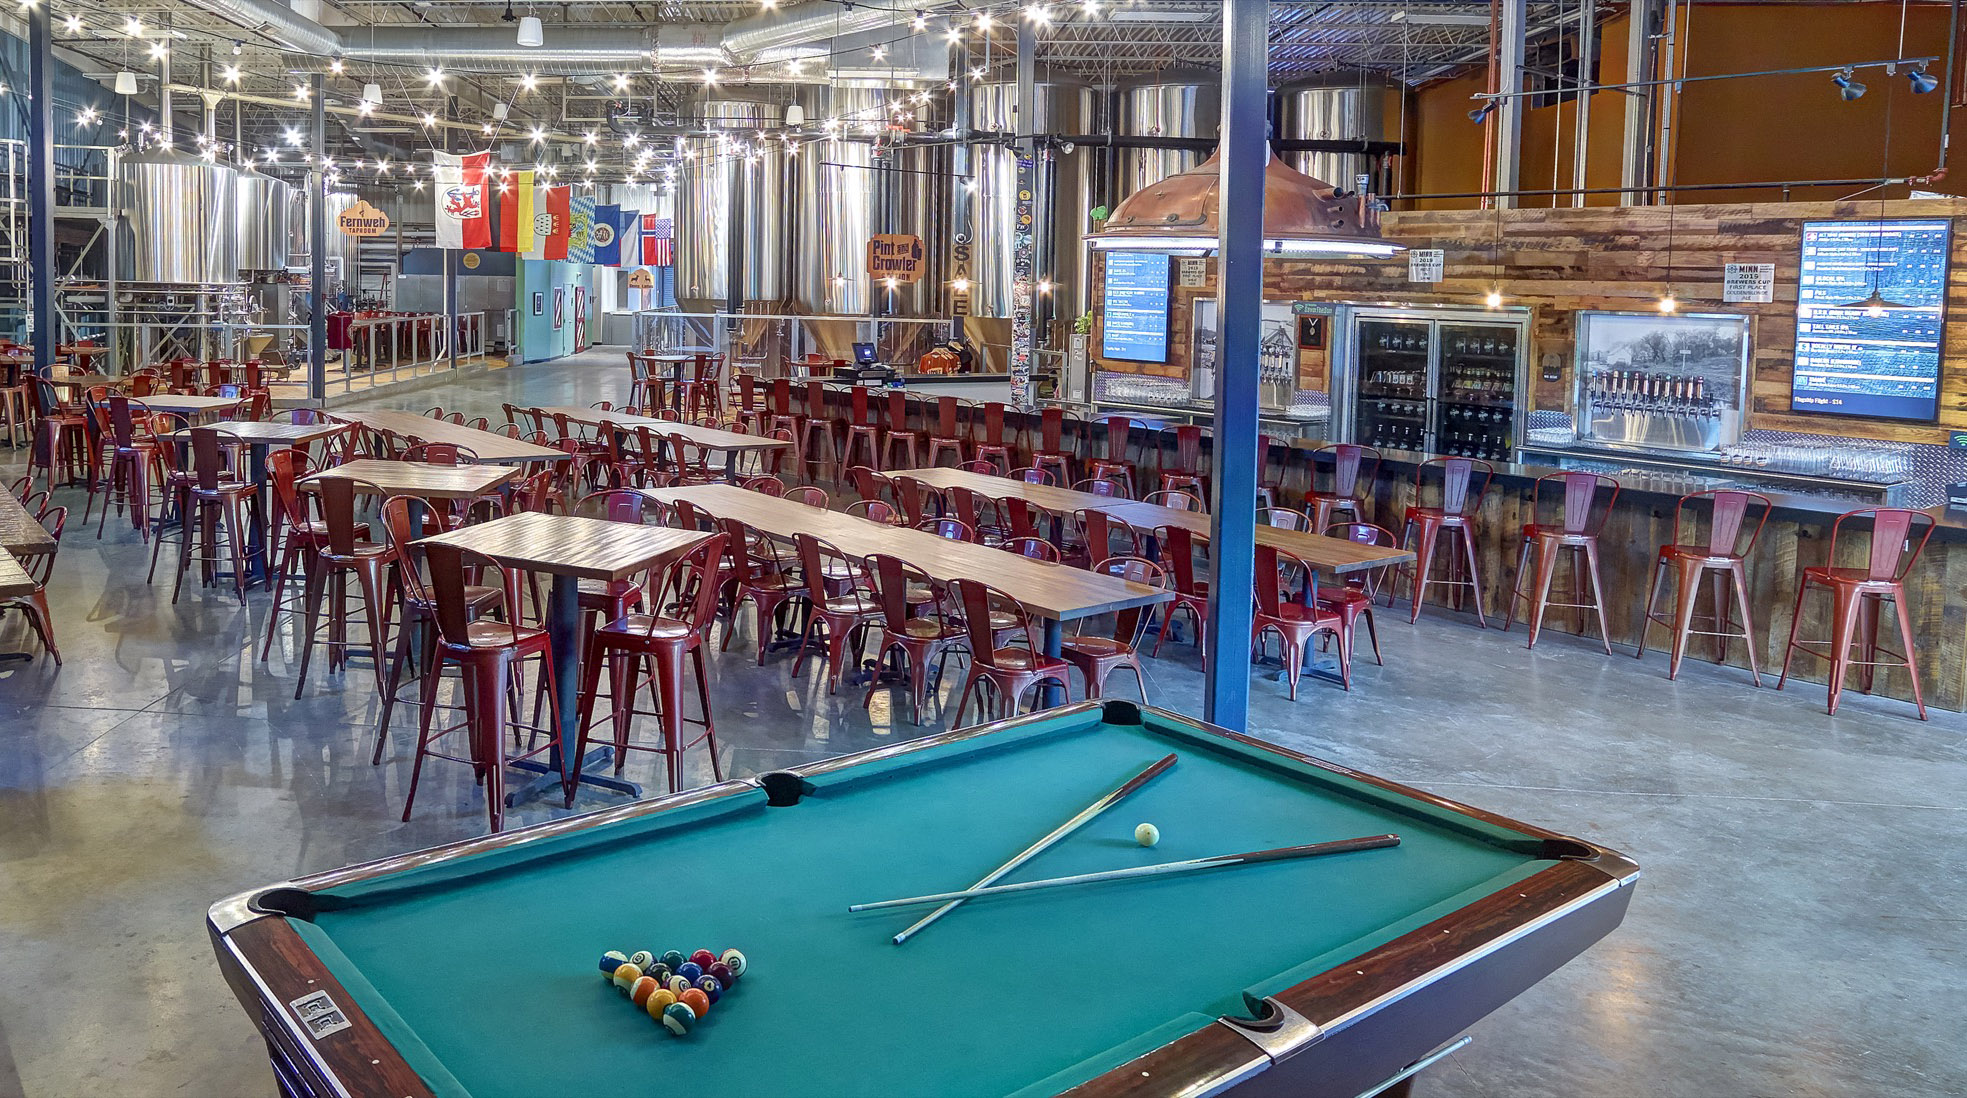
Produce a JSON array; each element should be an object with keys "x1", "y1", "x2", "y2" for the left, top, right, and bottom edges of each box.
[
  {"x1": 522, "y1": 184, "x2": 551, "y2": 260},
  {"x1": 567, "y1": 194, "x2": 596, "y2": 263},
  {"x1": 433, "y1": 150, "x2": 492, "y2": 250},
  {"x1": 496, "y1": 170, "x2": 536, "y2": 254},
  {"x1": 616, "y1": 209, "x2": 640, "y2": 270},
  {"x1": 541, "y1": 185, "x2": 571, "y2": 261},
  {"x1": 592, "y1": 203, "x2": 623, "y2": 265},
  {"x1": 643, "y1": 216, "x2": 674, "y2": 266}
]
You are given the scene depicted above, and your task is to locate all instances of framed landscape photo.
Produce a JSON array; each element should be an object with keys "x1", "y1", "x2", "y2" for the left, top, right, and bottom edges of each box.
[
  {"x1": 1574, "y1": 310, "x2": 1752, "y2": 408},
  {"x1": 531, "y1": 291, "x2": 545, "y2": 317}
]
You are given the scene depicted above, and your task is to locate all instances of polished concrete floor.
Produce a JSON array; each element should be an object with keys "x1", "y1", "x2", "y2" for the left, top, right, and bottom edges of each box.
[{"x1": 1, "y1": 349, "x2": 1962, "y2": 1098}]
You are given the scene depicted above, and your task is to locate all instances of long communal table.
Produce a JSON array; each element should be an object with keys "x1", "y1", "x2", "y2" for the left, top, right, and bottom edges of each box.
[
  {"x1": 0, "y1": 490, "x2": 51, "y2": 663},
  {"x1": 533, "y1": 405, "x2": 790, "y2": 482},
  {"x1": 328, "y1": 409, "x2": 565, "y2": 465},
  {"x1": 641, "y1": 482, "x2": 1171, "y2": 705}
]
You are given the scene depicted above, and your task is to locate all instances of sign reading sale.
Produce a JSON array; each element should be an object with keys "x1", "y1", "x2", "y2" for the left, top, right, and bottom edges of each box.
[{"x1": 866, "y1": 234, "x2": 926, "y2": 283}]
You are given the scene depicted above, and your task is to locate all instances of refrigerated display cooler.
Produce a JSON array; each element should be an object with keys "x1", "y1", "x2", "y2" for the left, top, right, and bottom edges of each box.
[{"x1": 1338, "y1": 308, "x2": 1529, "y2": 461}]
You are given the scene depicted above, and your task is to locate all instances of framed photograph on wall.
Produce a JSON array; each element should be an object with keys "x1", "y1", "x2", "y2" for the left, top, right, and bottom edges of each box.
[
  {"x1": 531, "y1": 291, "x2": 545, "y2": 317},
  {"x1": 1298, "y1": 314, "x2": 1325, "y2": 350}
]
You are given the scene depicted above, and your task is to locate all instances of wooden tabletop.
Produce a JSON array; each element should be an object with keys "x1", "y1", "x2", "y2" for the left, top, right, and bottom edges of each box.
[
  {"x1": 536, "y1": 406, "x2": 790, "y2": 454},
  {"x1": 0, "y1": 492, "x2": 56, "y2": 556},
  {"x1": 44, "y1": 373, "x2": 122, "y2": 390},
  {"x1": 165, "y1": 421, "x2": 351, "y2": 448},
  {"x1": 900, "y1": 466, "x2": 1413, "y2": 576},
  {"x1": 0, "y1": 552, "x2": 34, "y2": 599},
  {"x1": 329, "y1": 409, "x2": 565, "y2": 465},
  {"x1": 418, "y1": 511, "x2": 710, "y2": 582},
  {"x1": 643, "y1": 483, "x2": 1170, "y2": 622},
  {"x1": 135, "y1": 394, "x2": 246, "y2": 416},
  {"x1": 300, "y1": 459, "x2": 518, "y2": 500}
]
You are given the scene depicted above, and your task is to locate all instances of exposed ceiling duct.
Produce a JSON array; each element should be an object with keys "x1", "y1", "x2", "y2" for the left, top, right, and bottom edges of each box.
[
  {"x1": 721, "y1": 1, "x2": 913, "y2": 63},
  {"x1": 333, "y1": 26, "x2": 660, "y2": 71},
  {"x1": 180, "y1": 0, "x2": 340, "y2": 57}
]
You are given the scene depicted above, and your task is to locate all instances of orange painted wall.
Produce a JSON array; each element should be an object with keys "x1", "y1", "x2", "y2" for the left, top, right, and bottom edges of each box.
[{"x1": 1401, "y1": 2, "x2": 1956, "y2": 208}]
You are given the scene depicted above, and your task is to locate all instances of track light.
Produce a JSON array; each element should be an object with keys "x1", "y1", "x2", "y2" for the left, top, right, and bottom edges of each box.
[
  {"x1": 1908, "y1": 65, "x2": 1939, "y2": 94},
  {"x1": 1832, "y1": 68, "x2": 1866, "y2": 101},
  {"x1": 1468, "y1": 101, "x2": 1495, "y2": 123}
]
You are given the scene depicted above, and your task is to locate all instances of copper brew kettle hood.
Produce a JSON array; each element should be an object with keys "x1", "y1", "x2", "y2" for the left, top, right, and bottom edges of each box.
[{"x1": 1089, "y1": 149, "x2": 1402, "y2": 257}]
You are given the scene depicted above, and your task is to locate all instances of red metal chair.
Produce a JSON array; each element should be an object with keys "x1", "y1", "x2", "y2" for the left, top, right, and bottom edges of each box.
[
  {"x1": 1503, "y1": 472, "x2": 1620, "y2": 652},
  {"x1": 1086, "y1": 415, "x2": 1138, "y2": 499},
  {"x1": 575, "y1": 533, "x2": 729, "y2": 794},
  {"x1": 1071, "y1": 476, "x2": 1123, "y2": 498},
  {"x1": 889, "y1": 474, "x2": 940, "y2": 526},
  {"x1": 924, "y1": 396, "x2": 968, "y2": 467},
  {"x1": 1143, "y1": 489, "x2": 1202, "y2": 512},
  {"x1": 1, "y1": 505, "x2": 64, "y2": 663},
  {"x1": 949, "y1": 578, "x2": 1071, "y2": 726},
  {"x1": 718, "y1": 517, "x2": 803, "y2": 665},
  {"x1": 1259, "y1": 506, "x2": 1311, "y2": 532},
  {"x1": 1157, "y1": 424, "x2": 1207, "y2": 505},
  {"x1": 789, "y1": 532, "x2": 882, "y2": 692},
  {"x1": 841, "y1": 385, "x2": 883, "y2": 471},
  {"x1": 259, "y1": 449, "x2": 368, "y2": 662},
  {"x1": 799, "y1": 379, "x2": 838, "y2": 477},
  {"x1": 1320, "y1": 522, "x2": 1399, "y2": 678},
  {"x1": 973, "y1": 401, "x2": 1016, "y2": 473},
  {"x1": 847, "y1": 464, "x2": 890, "y2": 507},
  {"x1": 1001, "y1": 535, "x2": 1060, "y2": 562},
  {"x1": 786, "y1": 485, "x2": 829, "y2": 508},
  {"x1": 731, "y1": 371, "x2": 765, "y2": 434},
  {"x1": 1777, "y1": 507, "x2": 1935, "y2": 719},
  {"x1": 1305, "y1": 443, "x2": 1380, "y2": 533},
  {"x1": 403, "y1": 541, "x2": 565, "y2": 832},
  {"x1": 917, "y1": 516, "x2": 977, "y2": 542},
  {"x1": 1396, "y1": 456, "x2": 1493, "y2": 626},
  {"x1": 945, "y1": 484, "x2": 1006, "y2": 545},
  {"x1": 1062, "y1": 555, "x2": 1165, "y2": 700},
  {"x1": 880, "y1": 391, "x2": 924, "y2": 470},
  {"x1": 863, "y1": 553, "x2": 965, "y2": 725},
  {"x1": 1255, "y1": 543, "x2": 1349, "y2": 699},
  {"x1": 171, "y1": 426, "x2": 262, "y2": 605},
  {"x1": 1066, "y1": 508, "x2": 1143, "y2": 569},
  {"x1": 1029, "y1": 407, "x2": 1075, "y2": 485},
  {"x1": 1151, "y1": 523, "x2": 1210, "y2": 668},
  {"x1": 1637, "y1": 489, "x2": 1771, "y2": 683},
  {"x1": 291, "y1": 477, "x2": 393, "y2": 697},
  {"x1": 764, "y1": 378, "x2": 806, "y2": 469},
  {"x1": 93, "y1": 396, "x2": 159, "y2": 541},
  {"x1": 846, "y1": 499, "x2": 902, "y2": 524},
  {"x1": 1014, "y1": 465, "x2": 1058, "y2": 487},
  {"x1": 403, "y1": 442, "x2": 479, "y2": 465}
]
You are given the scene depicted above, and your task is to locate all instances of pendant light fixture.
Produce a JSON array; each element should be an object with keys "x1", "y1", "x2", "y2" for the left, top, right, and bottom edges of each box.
[
  {"x1": 114, "y1": 71, "x2": 139, "y2": 96},
  {"x1": 517, "y1": 5, "x2": 544, "y2": 48}
]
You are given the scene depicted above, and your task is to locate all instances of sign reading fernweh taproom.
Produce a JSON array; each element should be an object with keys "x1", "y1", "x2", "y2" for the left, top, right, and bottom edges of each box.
[
  {"x1": 866, "y1": 234, "x2": 926, "y2": 283},
  {"x1": 337, "y1": 200, "x2": 391, "y2": 238}
]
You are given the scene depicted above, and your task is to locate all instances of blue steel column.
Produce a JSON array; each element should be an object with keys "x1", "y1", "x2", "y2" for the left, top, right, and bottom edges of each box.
[
  {"x1": 1203, "y1": 0, "x2": 1269, "y2": 729},
  {"x1": 308, "y1": 73, "x2": 327, "y2": 403},
  {"x1": 27, "y1": 1, "x2": 56, "y2": 372}
]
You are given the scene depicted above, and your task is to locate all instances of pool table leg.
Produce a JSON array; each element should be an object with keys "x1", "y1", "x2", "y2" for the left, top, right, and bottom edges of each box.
[{"x1": 505, "y1": 572, "x2": 641, "y2": 808}]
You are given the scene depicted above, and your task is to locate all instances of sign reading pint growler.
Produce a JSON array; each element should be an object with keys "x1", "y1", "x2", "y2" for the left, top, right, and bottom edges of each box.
[
  {"x1": 337, "y1": 199, "x2": 391, "y2": 238},
  {"x1": 866, "y1": 234, "x2": 926, "y2": 283}
]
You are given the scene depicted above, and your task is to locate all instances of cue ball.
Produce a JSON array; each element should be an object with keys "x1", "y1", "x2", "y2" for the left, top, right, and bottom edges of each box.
[{"x1": 1134, "y1": 823, "x2": 1160, "y2": 847}]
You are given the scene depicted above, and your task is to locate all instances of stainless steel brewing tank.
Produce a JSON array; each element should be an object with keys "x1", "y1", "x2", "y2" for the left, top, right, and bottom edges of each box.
[
  {"x1": 1117, "y1": 81, "x2": 1220, "y2": 199},
  {"x1": 234, "y1": 165, "x2": 294, "y2": 273},
  {"x1": 968, "y1": 81, "x2": 1087, "y2": 318},
  {"x1": 300, "y1": 189, "x2": 361, "y2": 288},
  {"x1": 1278, "y1": 79, "x2": 1387, "y2": 191},
  {"x1": 791, "y1": 87, "x2": 882, "y2": 314},
  {"x1": 117, "y1": 146, "x2": 239, "y2": 283},
  {"x1": 676, "y1": 98, "x2": 785, "y2": 305},
  {"x1": 874, "y1": 139, "x2": 950, "y2": 317}
]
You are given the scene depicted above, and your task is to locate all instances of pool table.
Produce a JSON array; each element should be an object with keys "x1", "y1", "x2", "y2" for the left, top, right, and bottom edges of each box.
[{"x1": 209, "y1": 701, "x2": 1639, "y2": 1098}]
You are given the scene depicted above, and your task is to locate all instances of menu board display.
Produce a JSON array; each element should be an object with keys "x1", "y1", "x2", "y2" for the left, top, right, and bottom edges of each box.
[
  {"x1": 1791, "y1": 218, "x2": 1950, "y2": 422},
  {"x1": 1101, "y1": 252, "x2": 1172, "y2": 362}
]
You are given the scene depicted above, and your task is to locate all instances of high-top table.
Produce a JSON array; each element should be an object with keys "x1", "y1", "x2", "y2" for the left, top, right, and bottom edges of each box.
[
  {"x1": 329, "y1": 409, "x2": 565, "y2": 466},
  {"x1": 534, "y1": 405, "x2": 789, "y2": 482},
  {"x1": 417, "y1": 512, "x2": 712, "y2": 810},
  {"x1": 642, "y1": 483, "x2": 1170, "y2": 705}
]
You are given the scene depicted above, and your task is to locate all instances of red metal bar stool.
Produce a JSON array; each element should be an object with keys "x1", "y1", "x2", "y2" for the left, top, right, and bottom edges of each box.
[
  {"x1": 863, "y1": 553, "x2": 965, "y2": 725},
  {"x1": 1320, "y1": 522, "x2": 1399, "y2": 676},
  {"x1": 404, "y1": 542, "x2": 566, "y2": 832},
  {"x1": 764, "y1": 378, "x2": 805, "y2": 469},
  {"x1": 1086, "y1": 415, "x2": 1138, "y2": 499},
  {"x1": 949, "y1": 578, "x2": 1071, "y2": 726},
  {"x1": 93, "y1": 396, "x2": 159, "y2": 541},
  {"x1": 675, "y1": 353, "x2": 721, "y2": 420},
  {"x1": 292, "y1": 477, "x2": 393, "y2": 697},
  {"x1": 1062, "y1": 555, "x2": 1165, "y2": 700},
  {"x1": 840, "y1": 385, "x2": 883, "y2": 471},
  {"x1": 27, "y1": 377, "x2": 88, "y2": 491},
  {"x1": 1156, "y1": 424, "x2": 1207, "y2": 505},
  {"x1": 1636, "y1": 489, "x2": 1771, "y2": 683},
  {"x1": 880, "y1": 391, "x2": 925, "y2": 470},
  {"x1": 1254, "y1": 544, "x2": 1349, "y2": 699},
  {"x1": 924, "y1": 396, "x2": 969, "y2": 467},
  {"x1": 1304, "y1": 443, "x2": 1380, "y2": 533},
  {"x1": 1396, "y1": 456, "x2": 1493, "y2": 626},
  {"x1": 973, "y1": 401, "x2": 1016, "y2": 473},
  {"x1": 1503, "y1": 471, "x2": 1620, "y2": 652},
  {"x1": 731, "y1": 372, "x2": 766, "y2": 434},
  {"x1": 798, "y1": 379, "x2": 838, "y2": 477},
  {"x1": 575, "y1": 534, "x2": 728, "y2": 794},
  {"x1": 1777, "y1": 507, "x2": 1935, "y2": 719},
  {"x1": 1029, "y1": 406, "x2": 1076, "y2": 485},
  {"x1": 171, "y1": 426, "x2": 264, "y2": 605}
]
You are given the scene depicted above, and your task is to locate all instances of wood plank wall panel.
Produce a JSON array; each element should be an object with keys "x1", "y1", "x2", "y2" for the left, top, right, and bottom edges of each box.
[{"x1": 1092, "y1": 198, "x2": 1967, "y2": 444}]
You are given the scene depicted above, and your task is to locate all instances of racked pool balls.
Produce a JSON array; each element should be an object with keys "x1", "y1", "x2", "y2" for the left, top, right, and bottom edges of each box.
[
  {"x1": 694, "y1": 976, "x2": 723, "y2": 1004},
  {"x1": 658, "y1": 950, "x2": 686, "y2": 971},
  {"x1": 689, "y1": 949, "x2": 717, "y2": 969},
  {"x1": 705, "y1": 961, "x2": 734, "y2": 987},
  {"x1": 661, "y1": 1002, "x2": 696, "y2": 1035},
  {"x1": 718, "y1": 949, "x2": 747, "y2": 978}
]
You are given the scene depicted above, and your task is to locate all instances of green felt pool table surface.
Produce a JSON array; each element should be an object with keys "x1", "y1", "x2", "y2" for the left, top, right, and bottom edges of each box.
[{"x1": 247, "y1": 704, "x2": 1572, "y2": 1098}]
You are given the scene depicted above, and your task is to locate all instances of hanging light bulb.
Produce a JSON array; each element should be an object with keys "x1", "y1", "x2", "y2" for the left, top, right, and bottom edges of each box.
[
  {"x1": 1658, "y1": 294, "x2": 1678, "y2": 314},
  {"x1": 1485, "y1": 289, "x2": 1503, "y2": 309},
  {"x1": 114, "y1": 71, "x2": 138, "y2": 96},
  {"x1": 517, "y1": 15, "x2": 543, "y2": 47}
]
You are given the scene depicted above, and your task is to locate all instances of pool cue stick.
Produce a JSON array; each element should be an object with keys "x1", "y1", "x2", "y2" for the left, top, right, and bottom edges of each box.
[
  {"x1": 851, "y1": 834, "x2": 1401, "y2": 913},
  {"x1": 888, "y1": 752, "x2": 1178, "y2": 945}
]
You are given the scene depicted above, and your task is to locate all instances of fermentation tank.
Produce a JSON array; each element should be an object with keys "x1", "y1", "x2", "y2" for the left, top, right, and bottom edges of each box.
[
  {"x1": 969, "y1": 81, "x2": 1089, "y2": 318},
  {"x1": 677, "y1": 98, "x2": 785, "y2": 305},
  {"x1": 117, "y1": 145, "x2": 239, "y2": 283},
  {"x1": 297, "y1": 189, "x2": 362, "y2": 288},
  {"x1": 234, "y1": 164, "x2": 294, "y2": 273},
  {"x1": 875, "y1": 137, "x2": 951, "y2": 317},
  {"x1": 1278, "y1": 78, "x2": 1388, "y2": 192},
  {"x1": 1116, "y1": 81, "x2": 1220, "y2": 200},
  {"x1": 791, "y1": 87, "x2": 882, "y2": 314}
]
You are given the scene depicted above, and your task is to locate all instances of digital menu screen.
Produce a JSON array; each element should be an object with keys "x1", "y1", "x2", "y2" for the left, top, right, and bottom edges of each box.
[
  {"x1": 1791, "y1": 218, "x2": 1951, "y2": 422},
  {"x1": 1101, "y1": 252, "x2": 1172, "y2": 362}
]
